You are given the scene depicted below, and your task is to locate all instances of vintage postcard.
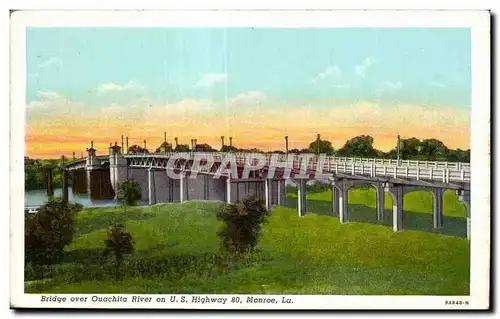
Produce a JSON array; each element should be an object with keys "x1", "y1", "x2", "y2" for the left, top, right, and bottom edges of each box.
[{"x1": 10, "y1": 10, "x2": 490, "y2": 310}]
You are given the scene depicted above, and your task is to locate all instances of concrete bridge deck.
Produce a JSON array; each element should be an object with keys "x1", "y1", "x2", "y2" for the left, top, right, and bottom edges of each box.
[
  {"x1": 65, "y1": 152, "x2": 470, "y2": 187},
  {"x1": 56, "y1": 149, "x2": 471, "y2": 239}
]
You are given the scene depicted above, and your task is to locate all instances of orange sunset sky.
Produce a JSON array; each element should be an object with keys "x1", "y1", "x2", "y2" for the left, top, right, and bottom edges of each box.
[{"x1": 26, "y1": 28, "x2": 471, "y2": 159}]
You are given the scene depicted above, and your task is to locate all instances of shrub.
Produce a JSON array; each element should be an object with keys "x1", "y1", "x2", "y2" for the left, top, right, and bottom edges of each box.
[
  {"x1": 103, "y1": 223, "x2": 134, "y2": 277},
  {"x1": 116, "y1": 179, "x2": 141, "y2": 206},
  {"x1": 25, "y1": 198, "x2": 82, "y2": 265},
  {"x1": 216, "y1": 196, "x2": 270, "y2": 254}
]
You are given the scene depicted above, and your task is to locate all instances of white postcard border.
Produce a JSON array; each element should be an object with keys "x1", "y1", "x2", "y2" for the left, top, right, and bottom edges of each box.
[{"x1": 9, "y1": 9, "x2": 491, "y2": 310}]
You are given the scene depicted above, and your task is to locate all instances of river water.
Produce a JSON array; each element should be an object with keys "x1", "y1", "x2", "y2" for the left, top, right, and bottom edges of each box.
[{"x1": 24, "y1": 187, "x2": 119, "y2": 208}]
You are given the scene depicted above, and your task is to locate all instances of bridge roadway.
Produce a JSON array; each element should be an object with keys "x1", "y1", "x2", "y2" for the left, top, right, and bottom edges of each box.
[
  {"x1": 62, "y1": 150, "x2": 471, "y2": 239},
  {"x1": 66, "y1": 152, "x2": 470, "y2": 185}
]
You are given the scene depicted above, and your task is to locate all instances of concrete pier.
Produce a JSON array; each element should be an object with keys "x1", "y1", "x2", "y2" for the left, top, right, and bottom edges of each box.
[
  {"x1": 432, "y1": 188, "x2": 444, "y2": 228},
  {"x1": 148, "y1": 167, "x2": 156, "y2": 205},
  {"x1": 457, "y1": 189, "x2": 471, "y2": 240},
  {"x1": 293, "y1": 179, "x2": 307, "y2": 217},
  {"x1": 386, "y1": 184, "x2": 404, "y2": 232},
  {"x1": 331, "y1": 185, "x2": 340, "y2": 217},
  {"x1": 376, "y1": 186, "x2": 385, "y2": 223}
]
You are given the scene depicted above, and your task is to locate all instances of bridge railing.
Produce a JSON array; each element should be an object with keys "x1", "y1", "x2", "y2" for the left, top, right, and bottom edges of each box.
[
  {"x1": 68, "y1": 152, "x2": 471, "y2": 183},
  {"x1": 320, "y1": 161, "x2": 470, "y2": 183},
  {"x1": 125, "y1": 152, "x2": 470, "y2": 183},
  {"x1": 69, "y1": 152, "x2": 469, "y2": 170}
]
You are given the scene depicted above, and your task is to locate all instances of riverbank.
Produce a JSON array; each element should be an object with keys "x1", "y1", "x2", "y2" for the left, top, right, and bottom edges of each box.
[{"x1": 25, "y1": 189, "x2": 470, "y2": 295}]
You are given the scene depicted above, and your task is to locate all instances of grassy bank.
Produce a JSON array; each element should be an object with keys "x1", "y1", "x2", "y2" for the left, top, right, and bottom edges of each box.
[{"x1": 25, "y1": 189, "x2": 470, "y2": 295}]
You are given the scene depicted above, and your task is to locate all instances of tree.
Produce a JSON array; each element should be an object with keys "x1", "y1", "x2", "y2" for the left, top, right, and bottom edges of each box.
[
  {"x1": 447, "y1": 148, "x2": 470, "y2": 162},
  {"x1": 307, "y1": 137, "x2": 335, "y2": 155},
  {"x1": 127, "y1": 145, "x2": 149, "y2": 154},
  {"x1": 175, "y1": 144, "x2": 190, "y2": 152},
  {"x1": 196, "y1": 143, "x2": 217, "y2": 152},
  {"x1": 216, "y1": 196, "x2": 271, "y2": 253},
  {"x1": 221, "y1": 145, "x2": 238, "y2": 152},
  {"x1": 419, "y1": 138, "x2": 449, "y2": 161},
  {"x1": 155, "y1": 142, "x2": 173, "y2": 153},
  {"x1": 103, "y1": 223, "x2": 134, "y2": 277},
  {"x1": 116, "y1": 180, "x2": 141, "y2": 206},
  {"x1": 25, "y1": 198, "x2": 82, "y2": 264},
  {"x1": 337, "y1": 135, "x2": 377, "y2": 157},
  {"x1": 400, "y1": 137, "x2": 422, "y2": 160}
]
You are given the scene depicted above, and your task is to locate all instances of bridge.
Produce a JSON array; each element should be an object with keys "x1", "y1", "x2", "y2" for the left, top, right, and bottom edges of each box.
[{"x1": 54, "y1": 143, "x2": 470, "y2": 239}]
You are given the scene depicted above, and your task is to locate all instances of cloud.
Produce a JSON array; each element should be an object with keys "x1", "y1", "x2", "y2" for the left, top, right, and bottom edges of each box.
[
  {"x1": 196, "y1": 73, "x2": 227, "y2": 87},
  {"x1": 231, "y1": 91, "x2": 266, "y2": 106},
  {"x1": 97, "y1": 81, "x2": 145, "y2": 93},
  {"x1": 27, "y1": 91, "x2": 67, "y2": 109},
  {"x1": 36, "y1": 91, "x2": 63, "y2": 100},
  {"x1": 38, "y1": 57, "x2": 61, "y2": 68},
  {"x1": 379, "y1": 81, "x2": 403, "y2": 91},
  {"x1": 311, "y1": 65, "x2": 341, "y2": 83},
  {"x1": 354, "y1": 58, "x2": 374, "y2": 78}
]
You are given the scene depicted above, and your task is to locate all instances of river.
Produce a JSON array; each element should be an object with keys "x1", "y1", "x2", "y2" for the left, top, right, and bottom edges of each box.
[{"x1": 24, "y1": 187, "x2": 120, "y2": 208}]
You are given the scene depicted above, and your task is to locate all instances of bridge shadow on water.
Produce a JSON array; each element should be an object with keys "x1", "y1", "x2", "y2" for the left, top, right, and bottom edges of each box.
[{"x1": 284, "y1": 196, "x2": 467, "y2": 239}]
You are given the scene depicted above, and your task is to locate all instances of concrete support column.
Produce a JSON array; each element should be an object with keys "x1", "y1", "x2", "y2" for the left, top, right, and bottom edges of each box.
[
  {"x1": 277, "y1": 180, "x2": 282, "y2": 206},
  {"x1": 204, "y1": 175, "x2": 209, "y2": 200},
  {"x1": 376, "y1": 185, "x2": 385, "y2": 223},
  {"x1": 331, "y1": 186, "x2": 340, "y2": 217},
  {"x1": 148, "y1": 168, "x2": 156, "y2": 205},
  {"x1": 339, "y1": 186, "x2": 348, "y2": 223},
  {"x1": 280, "y1": 180, "x2": 287, "y2": 206},
  {"x1": 432, "y1": 188, "x2": 444, "y2": 229},
  {"x1": 386, "y1": 184, "x2": 404, "y2": 232},
  {"x1": 226, "y1": 177, "x2": 232, "y2": 203},
  {"x1": 295, "y1": 179, "x2": 307, "y2": 217},
  {"x1": 265, "y1": 179, "x2": 271, "y2": 210},
  {"x1": 179, "y1": 172, "x2": 186, "y2": 203},
  {"x1": 62, "y1": 170, "x2": 69, "y2": 202},
  {"x1": 86, "y1": 169, "x2": 92, "y2": 200},
  {"x1": 457, "y1": 189, "x2": 471, "y2": 240}
]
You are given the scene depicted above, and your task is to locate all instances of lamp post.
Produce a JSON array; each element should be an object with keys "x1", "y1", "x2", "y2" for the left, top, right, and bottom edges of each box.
[
  {"x1": 163, "y1": 132, "x2": 167, "y2": 154},
  {"x1": 220, "y1": 136, "x2": 225, "y2": 151},
  {"x1": 397, "y1": 135, "x2": 401, "y2": 165},
  {"x1": 316, "y1": 134, "x2": 321, "y2": 155},
  {"x1": 174, "y1": 137, "x2": 178, "y2": 150},
  {"x1": 285, "y1": 136, "x2": 289, "y2": 154}
]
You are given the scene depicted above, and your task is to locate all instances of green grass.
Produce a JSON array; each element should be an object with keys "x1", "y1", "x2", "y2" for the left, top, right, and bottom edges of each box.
[
  {"x1": 25, "y1": 190, "x2": 470, "y2": 295},
  {"x1": 289, "y1": 187, "x2": 468, "y2": 237}
]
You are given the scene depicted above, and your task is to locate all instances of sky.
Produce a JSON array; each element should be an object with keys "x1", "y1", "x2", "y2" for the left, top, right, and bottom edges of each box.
[{"x1": 26, "y1": 27, "x2": 471, "y2": 159}]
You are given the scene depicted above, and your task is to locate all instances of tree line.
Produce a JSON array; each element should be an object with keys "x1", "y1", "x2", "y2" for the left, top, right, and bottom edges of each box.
[{"x1": 137, "y1": 134, "x2": 470, "y2": 163}]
